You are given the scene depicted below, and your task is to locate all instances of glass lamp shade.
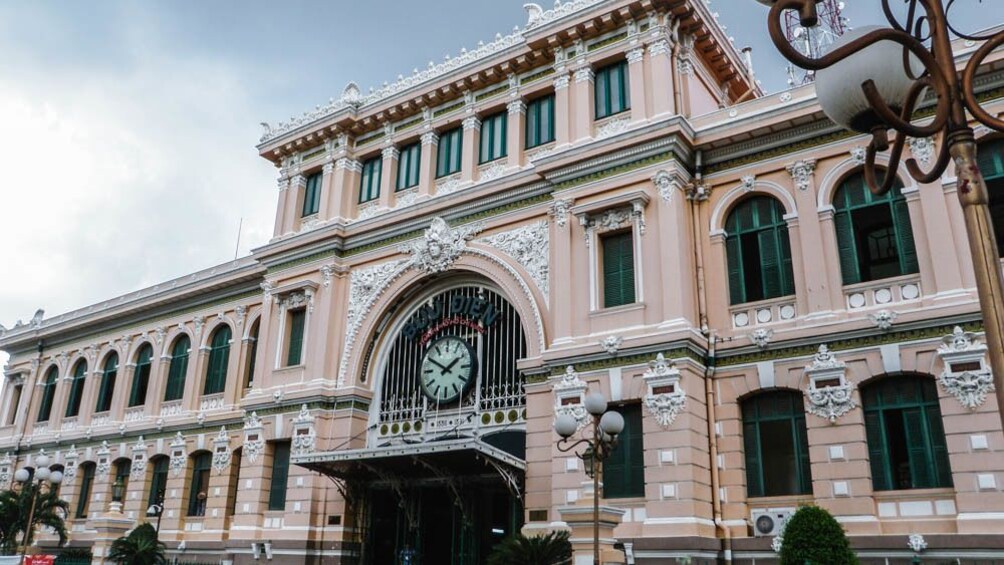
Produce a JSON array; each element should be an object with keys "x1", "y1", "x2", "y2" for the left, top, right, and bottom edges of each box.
[
  {"x1": 147, "y1": 505, "x2": 159, "y2": 517},
  {"x1": 34, "y1": 455, "x2": 51, "y2": 468},
  {"x1": 584, "y1": 392, "x2": 608, "y2": 416},
  {"x1": 13, "y1": 469, "x2": 30, "y2": 483},
  {"x1": 34, "y1": 467, "x2": 51, "y2": 482},
  {"x1": 554, "y1": 414, "x2": 579, "y2": 438},
  {"x1": 816, "y1": 25, "x2": 922, "y2": 134},
  {"x1": 112, "y1": 478, "x2": 125, "y2": 502},
  {"x1": 49, "y1": 471, "x2": 63, "y2": 485},
  {"x1": 599, "y1": 410, "x2": 625, "y2": 436}
]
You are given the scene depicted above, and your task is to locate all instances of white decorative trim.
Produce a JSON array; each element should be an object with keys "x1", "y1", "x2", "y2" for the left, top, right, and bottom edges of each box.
[
  {"x1": 553, "y1": 366, "x2": 588, "y2": 431},
  {"x1": 652, "y1": 170, "x2": 686, "y2": 204},
  {"x1": 243, "y1": 412, "x2": 265, "y2": 464},
  {"x1": 595, "y1": 117, "x2": 630, "y2": 140},
  {"x1": 212, "y1": 427, "x2": 231, "y2": 474},
  {"x1": 749, "y1": 328, "x2": 773, "y2": 349},
  {"x1": 908, "y1": 137, "x2": 935, "y2": 166},
  {"x1": 938, "y1": 326, "x2": 995, "y2": 410},
  {"x1": 421, "y1": 131, "x2": 439, "y2": 146},
  {"x1": 626, "y1": 47, "x2": 645, "y2": 65},
  {"x1": 462, "y1": 116, "x2": 482, "y2": 131},
  {"x1": 786, "y1": 159, "x2": 816, "y2": 192},
  {"x1": 740, "y1": 174, "x2": 756, "y2": 192},
  {"x1": 574, "y1": 67, "x2": 594, "y2": 84},
  {"x1": 553, "y1": 73, "x2": 571, "y2": 91},
  {"x1": 600, "y1": 335, "x2": 623, "y2": 356},
  {"x1": 804, "y1": 345, "x2": 857, "y2": 423},
  {"x1": 549, "y1": 199, "x2": 574, "y2": 228},
  {"x1": 870, "y1": 309, "x2": 898, "y2": 331},
  {"x1": 647, "y1": 39, "x2": 671, "y2": 58},
  {"x1": 400, "y1": 217, "x2": 483, "y2": 274},
  {"x1": 908, "y1": 534, "x2": 928, "y2": 553},
  {"x1": 477, "y1": 160, "x2": 511, "y2": 184},
  {"x1": 642, "y1": 354, "x2": 687, "y2": 428},
  {"x1": 291, "y1": 405, "x2": 317, "y2": 457},
  {"x1": 169, "y1": 432, "x2": 187, "y2": 477},
  {"x1": 524, "y1": 0, "x2": 604, "y2": 30},
  {"x1": 479, "y1": 221, "x2": 549, "y2": 302},
  {"x1": 850, "y1": 146, "x2": 867, "y2": 164}
]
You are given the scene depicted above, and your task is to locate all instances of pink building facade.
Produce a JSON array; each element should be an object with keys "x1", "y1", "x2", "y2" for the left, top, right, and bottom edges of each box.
[{"x1": 3, "y1": 1, "x2": 1004, "y2": 563}]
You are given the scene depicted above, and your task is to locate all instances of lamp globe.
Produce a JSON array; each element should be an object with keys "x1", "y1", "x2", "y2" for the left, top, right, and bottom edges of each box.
[
  {"x1": 554, "y1": 414, "x2": 579, "y2": 439},
  {"x1": 584, "y1": 392, "x2": 608, "y2": 416},
  {"x1": 13, "y1": 469, "x2": 30, "y2": 483},
  {"x1": 49, "y1": 471, "x2": 63, "y2": 485},
  {"x1": 599, "y1": 410, "x2": 626, "y2": 436},
  {"x1": 34, "y1": 467, "x2": 51, "y2": 482}
]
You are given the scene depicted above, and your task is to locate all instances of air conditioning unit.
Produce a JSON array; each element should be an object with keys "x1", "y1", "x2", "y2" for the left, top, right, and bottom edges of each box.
[{"x1": 751, "y1": 509, "x2": 794, "y2": 537}]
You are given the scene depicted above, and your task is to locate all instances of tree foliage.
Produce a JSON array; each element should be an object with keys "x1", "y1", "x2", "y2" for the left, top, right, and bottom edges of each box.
[
  {"x1": 487, "y1": 530, "x2": 573, "y2": 565},
  {"x1": 0, "y1": 487, "x2": 69, "y2": 555},
  {"x1": 779, "y1": 505, "x2": 858, "y2": 565},
  {"x1": 108, "y1": 523, "x2": 167, "y2": 565}
]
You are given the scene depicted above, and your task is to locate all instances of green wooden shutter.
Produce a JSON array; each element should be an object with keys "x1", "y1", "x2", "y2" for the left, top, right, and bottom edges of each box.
[
  {"x1": 603, "y1": 405, "x2": 644, "y2": 498},
  {"x1": 779, "y1": 224, "x2": 796, "y2": 296},
  {"x1": 864, "y1": 410, "x2": 892, "y2": 491},
  {"x1": 891, "y1": 195, "x2": 920, "y2": 275},
  {"x1": 65, "y1": 363, "x2": 87, "y2": 418},
  {"x1": 165, "y1": 337, "x2": 189, "y2": 402},
  {"x1": 268, "y1": 442, "x2": 292, "y2": 510},
  {"x1": 758, "y1": 228, "x2": 783, "y2": 300},
  {"x1": 96, "y1": 355, "x2": 118, "y2": 413},
  {"x1": 978, "y1": 140, "x2": 1004, "y2": 180},
  {"x1": 76, "y1": 465, "x2": 95, "y2": 518},
  {"x1": 129, "y1": 346, "x2": 153, "y2": 407},
  {"x1": 833, "y1": 209, "x2": 861, "y2": 285},
  {"x1": 37, "y1": 368, "x2": 57, "y2": 422},
  {"x1": 902, "y1": 407, "x2": 935, "y2": 488},
  {"x1": 743, "y1": 418, "x2": 764, "y2": 497},
  {"x1": 924, "y1": 407, "x2": 954, "y2": 488},
  {"x1": 793, "y1": 413, "x2": 812, "y2": 494},
  {"x1": 148, "y1": 457, "x2": 169, "y2": 508},
  {"x1": 436, "y1": 132, "x2": 449, "y2": 177},
  {"x1": 204, "y1": 328, "x2": 231, "y2": 395},
  {"x1": 595, "y1": 66, "x2": 610, "y2": 118},
  {"x1": 286, "y1": 309, "x2": 306, "y2": 366},
  {"x1": 188, "y1": 453, "x2": 211, "y2": 516},
  {"x1": 301, "y1": 173, "x2": 321, "y2": 216},
  {"x1": 246, "y1": 324, "x2": 259, "y2": 387},
  {"x1": 526, "y1": 98, "x2": 540, "y2": 148},
  {"x1": 726, "y1": 234, "x2": 745, "y2": 305},
  {"x1": 615, "y1": 61, "x2": 630, "y2": 114},
  {"x1": 602, "y1": 233, "x2": 635, "y2": 308}
]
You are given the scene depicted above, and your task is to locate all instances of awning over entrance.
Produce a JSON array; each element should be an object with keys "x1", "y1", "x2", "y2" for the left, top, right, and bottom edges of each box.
[{"x1": 293, "y1": 438, "x2": 525, "y2": 484}]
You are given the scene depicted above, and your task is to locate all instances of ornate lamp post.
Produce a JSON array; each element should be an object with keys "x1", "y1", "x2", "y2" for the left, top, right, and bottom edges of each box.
[
  {"x1": 109, "y1": 477, "x2": 125, "y2": 514},
  {"x1": 757, "y1": 0, "x2": 1004, "y2": 425},
  {"x1": 146, "y1": 491, "x2": 165, "y2": 538},
  {"x1": 13, "y1": 454, "x2": 64, "y2": 562},
  {"x1": 553, "y1": 391, "x2": 625, "y2": 565}
]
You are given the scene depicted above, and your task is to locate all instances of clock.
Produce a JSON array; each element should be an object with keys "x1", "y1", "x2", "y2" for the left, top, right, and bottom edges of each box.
[{"x1": 420, "y1": 336, "x2": 477, "y2": 404}]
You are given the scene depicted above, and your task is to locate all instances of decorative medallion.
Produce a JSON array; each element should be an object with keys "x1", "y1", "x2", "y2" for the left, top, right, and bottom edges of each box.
[
  {"x1": 95, "y1": 441, "x2": 111, "y2": 476},
  {"x1": 938, "y1": 326, "x2": 994, "y2": 409},
  {"x1": 291, "y1": 405, "x2": 317, "y2": 457},
  {"x1": 652, "y1": 170, "x2": 685, "y2": 204},
  {"x1": 400, "y1": 217, "x2": 483, "y2": 274},
  {"x1": 599, "y1": 335, "x2": 623, "y2": 356},
  {"x1": 212, "y1": 427, "x2": 232, "y2": 474},
  {"x1": 130, "y1": 436, "x2": 148, "y2": 478},
  {"x1": 749, "y1": 328, "x2": 773, "y2": 350},
  {"x1": 244, "y1": 412, "x2": 266, "y2": 464},
  {"x1": 550, "y1": 199, "x2": 574, "y2": 228},
  {"x1": 553, "y1": 366, "x2": 588, "y2": 431},
  {"x1": 908, "y1": 137, "x2": 935, "y2": 166},
  {"x1": 804, "y1": 345, "x2": 857, "y2": 423},
  {"x1": 786, "y1": 159, "x2": 816, "y2": 192},
  {"x1": 169, "y1": 432, "x2": 187, "y2": 477},
  {"x1": 740, "y1": 174, "x2": 756, "y2": 192},
  {"x1": 63, "y1": 445, "x2": 78, "y2": 480},
  {"x1": 478, "y1": 221, "x2": 549, "y2": 302},
  {"x1": 908, "y1": 533, "x2": 928, "y2": 553},
  {"x1": 642, "y1": 354, "x2": 688, "y2": 428},
  {"x1": 870, "y1": 310, "x2": 898, "y2": 331}
]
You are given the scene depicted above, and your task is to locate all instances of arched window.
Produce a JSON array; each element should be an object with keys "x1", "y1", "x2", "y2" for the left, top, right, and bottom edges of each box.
[
  {"x1": 204, "y1": 326, "x2": 232, "y2": 396},
  {"x1": 95, "y1": 353, "x2": 118, "y2": 413},
  {"x1": 187, "y1": 452, "x2": 212, "y2": 517},
  {"x1": 147, "y1": 456, "x2": 170, "y2": 510},
  {"x1": 64, "y1": 361, "x2": 87, "y2": 418},
  {"x1": 725, "y1": 196, "x2": 796, "y2": 304},
  {"x1": 36, "y1": 366, "x2": 58, "y2": 423},
  {"x1": 742, "y1": 390, "x2": 812, "y2": 497},
  {"x1": 863, "y1": 375, "x2": 952, "y2": 491},
  {"x1": 164, "y1": 336, "x2": 190, "y2": 402},
  {"x1": 244, "y1": 319, "x2": 260, "y2": 390},
  {"x1": 977, "y1": 138, "x2": 1004, "y2": 256},
  {"x1": 128, "y1": 344, "x2": 154, "y2": 407},
  {"x1": 75, "y1": 462, "x2": 96, "y2": 519},
  {"x1": 114, "y1": 458, "x2": 131, "y2": 496},
  {"x1": 833, "y1": 172, "x2": 918, "y2": 284}
]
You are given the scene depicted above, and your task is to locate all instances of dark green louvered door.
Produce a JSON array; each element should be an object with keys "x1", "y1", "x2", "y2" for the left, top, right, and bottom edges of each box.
[
  {"x1": 742, "y1": 391, "x2": 812, "y2": 498},
  {"x1": 603, "y1": 404, "x2": 645, "y2": 498},
  {"x1": 725, "y1": 197, "x2": 795, "y2": 305},
  {"x1": 602, "y1": 232, "x2": 636, "y2": 308}
]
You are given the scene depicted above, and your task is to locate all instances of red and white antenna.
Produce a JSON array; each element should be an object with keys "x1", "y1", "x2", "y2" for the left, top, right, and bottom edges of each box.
[{"x1": 784, "y1": 0, "x2": 849, "y2": 85}]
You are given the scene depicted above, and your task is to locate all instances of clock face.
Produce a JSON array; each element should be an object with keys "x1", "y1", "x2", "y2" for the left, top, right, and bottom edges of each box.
[{"x1": 420, "y1": 336, "x2": 477, "y2": 404}]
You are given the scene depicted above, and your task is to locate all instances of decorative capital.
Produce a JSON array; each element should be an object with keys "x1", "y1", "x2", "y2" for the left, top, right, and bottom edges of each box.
[
  {"x1": 573, "y1": 67, "x2": 594, "y2": 83},
  {"x1": 652, "y1": 169, "x2": 686, "y2": 204},
  {"x1": 462, "y1": 116, "x2": 482, "y2": 131},
  {"x1": 549, "y1": 198, "x2": 574, "y2": 228},
  {"x1": 553, "y1": 73, "x2": 571, "y2": 91},
  {"x1": 507, "y1": 99, "x2": 527, "y2": 115},
  {"x1": 382, "y1": 146, "x2": 400, "y2": 160},
  {"x1": 648, "y1": 39, "x2": 671, "y2": 58},
  {"x1": 291, "y1": 174, "x2": 308, "y2": 189},
  {"x1": 626, "y1": 47, "x2": 646, "y2": 65},
  {"x1": 642, "y1": 354, "x2": 687, "y2": 428},
  {"x1": 786, "y1": 159, "x2": 817, "y2": 192},
  {"x1": 421, "y1": 131, "x2": 439, "y2": 146}
]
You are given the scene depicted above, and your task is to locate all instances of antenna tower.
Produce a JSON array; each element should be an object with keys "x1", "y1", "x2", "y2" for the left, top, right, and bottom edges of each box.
[{"x1": 784, "y1": 0, "x2": 848, "y2": 86}]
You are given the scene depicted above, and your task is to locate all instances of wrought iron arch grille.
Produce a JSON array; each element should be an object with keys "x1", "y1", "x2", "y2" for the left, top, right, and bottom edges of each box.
[{"x1": 375, "y1": 284, "x2": 527, "y2": 443}]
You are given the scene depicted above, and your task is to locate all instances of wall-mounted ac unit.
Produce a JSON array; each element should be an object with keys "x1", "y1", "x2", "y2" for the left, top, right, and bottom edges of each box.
[{"x1": 751, "y1": 509, "x2": 794, "y2": 537}]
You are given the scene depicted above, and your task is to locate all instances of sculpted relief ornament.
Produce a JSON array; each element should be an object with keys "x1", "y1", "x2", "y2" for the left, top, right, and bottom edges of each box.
[
  {"x1": 643, "y1": 354, "x2": 687, "y2": 428},
  {"x1": 553, "y1": 366, "x2": 589, "y2": 431},
  {"x1": 478, "y1": 221, "x2": 549, "y2": 302},
  {"x1": 243, "y1": 412, "x2": 266, "y2": 464},
  {"x1": 291, "y1": 404, "x2": 317, "y2": 457},
  {"x1": 803, "y1": 345, "x2": 857, "y2": 423},
  {"x1": 938, "y1": 326, "x2": 994, "y2": 409},
  {"x1": 400, "y1": 217, "x2": 483, "y2": 274},
  {"x1": 212, "y1": 427, "x2": 232, "y2": 474}
]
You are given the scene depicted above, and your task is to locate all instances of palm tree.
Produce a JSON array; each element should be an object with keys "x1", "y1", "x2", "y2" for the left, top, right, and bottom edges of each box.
[
  {"x1": 487, "y1": 531, "x2": 573, "y2": 565},
  {"x1": 107, "y1": 523, "x2": 167, "y2": 565},
  {"x1": 0, "y1": 486, "x2": 69, "y2": 555}
]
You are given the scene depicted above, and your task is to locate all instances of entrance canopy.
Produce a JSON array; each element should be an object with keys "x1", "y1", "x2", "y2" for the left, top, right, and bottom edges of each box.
[{"x1": 293, "y1": 438, "x2": 525, "y2": 484}]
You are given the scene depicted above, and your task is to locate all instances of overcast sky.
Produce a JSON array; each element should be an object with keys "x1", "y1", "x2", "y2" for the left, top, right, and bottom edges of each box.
[{"x1": 0, "y1": 1, "x2": 990, "y2": 370}]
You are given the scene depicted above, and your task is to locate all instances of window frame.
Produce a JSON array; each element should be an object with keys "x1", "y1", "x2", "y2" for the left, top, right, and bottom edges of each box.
[
  {"x1": 602, "y1": 403, "x2": 645, "y2": 499},
  {"x1": 285, "y1": 308, "x2": 307, "y2": 367},
  {"x1": 600, "y1": 230, "x2": 637, "y2": 308},
  {"x1": 479, "y1": 111, "x2": 508, "y2": 164},
  {"x1": 594, "y1": 60, "x2": 631, "y2": 120},
  {"x1": 724, "y1": 196, "x2": 796, "y2": 305},
  {"x1": 95, "y1": 354, "x2": 119, "y2": 413},
  {"x1": 164, "y1": 336, "x2": 190, "y2": 402},
  {"x1": 36, "y1": 366, "x2": 58, "y2": 423},
  {"x1": 203, "y1": 327, "x2": 231, "y2": 396},
  {"x1": 268, "y1": 441, "x2": 292, "y2": 511},
  {"x1": 525, "y1": 94, "x2": 556, "y2": 149},
  {"x1": 358, "y1": 155, "x2": 383, "y2": 204},
  {"x1": 187, "y1": 452, "x2": 212, "y2": 517},
  {"x1": 301, "y1": 172, "x2": 322, "y2": 217},
  {"x1": 436, "y1": 127, "x2": 463, "y2": 178},
  {"x1": 741, "y1": 390, "x2": 813, "y2": 498},
  {"x1": 75, "y1": 463, "x2": 96, "y2": 519},
  {"x1": 128, "y1": 345, "x2": 154, "y2": 407},
  {"x1": 147, "y1": 456, "x2": 169, "y2": 510},
  {"x1": 64, "y1": 361, "x2": 87, "y2": 418},
  {"x1": 396, "y1": 142, "x2": 422, "y2": 191}
]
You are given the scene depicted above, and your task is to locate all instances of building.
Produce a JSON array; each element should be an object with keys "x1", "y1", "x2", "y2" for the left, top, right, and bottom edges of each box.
[{"x1": 2, "y1": 0, "x2": 1004, "y2": 563}]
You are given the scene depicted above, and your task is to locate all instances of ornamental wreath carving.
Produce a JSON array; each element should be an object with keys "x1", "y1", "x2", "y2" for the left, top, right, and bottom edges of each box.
[
  {"x1": 642, "y1": 354, "x2": 688, "y2": 428},
  {"x1": 478, "y1": 221, "x2": 549, "y2": 302},
  {"x1": 803, "y1": 345, "x2": 857, "y2": 423},
  {"x1": 938, "y1": 326, "x2": 994, "y2": 409}
]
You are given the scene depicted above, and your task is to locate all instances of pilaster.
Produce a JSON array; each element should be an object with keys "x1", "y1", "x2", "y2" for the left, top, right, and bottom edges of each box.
[
  {"x1": 272, "y1": 178, "x2": 289, "y2": 238},
  {"x1": 787, "y1": 160, "x2": 835, "y2": 316},
  {"x1": 419, "y1": 131, "x2": 439, "y2": 198},
  {"x1": 627, "y1": 47, "x2": 648, "y2": 123},
  {"x1": 647, "y1": 38, "x2": 676, "y2": 117},
  {"x1": 571, "y1": 67, "x2": 595, "y2": 142},
  {"x1": 553, "y1": 73, "x2": 572, "y2": 147},
  {"x1": 461, "y1": 116, "x2": 481, "y2": 183},
  {"x1": 380, "y1": 146, "x2": 400, "y2": 209},
  {"x1": 507, "y1": 100, "x2": 527, "y2": 169}
]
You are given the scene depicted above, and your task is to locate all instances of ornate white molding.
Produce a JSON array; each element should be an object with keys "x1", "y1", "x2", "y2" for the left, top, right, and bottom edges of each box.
[
  {"x1": 595, "y1": 117, "x2": 630, "y2": 140},
  {"x1": 478, "y1": 161, "x2": 511, "y2": 184},
  {"x1": 803, "y1": 345, "x2": 857, "y2": 423},
  {"x1": 574, "y1": 67, "x2": 594, "y2": 84},
  {"x1": 291, "y1": 405, "x2": 317, "y2": 457},
  {"x1": 130, "y1": 436, "x2": 148, "y2": 478},
  {"x1": 870, "y1": 309, "x2": 898, "y2": 331},
  {"x1": 0, "y1": 453, "x2": 11, "y2": 488},
  {"x1": 850, "y1": 146, "x2": 867, "y2": 164},
  {"x1": 652, "y1": 170, "x2": 686, "y2": 204},
  {"x1": 600, "y1": 335, "x2": 623, "y2": 356},
  {"x1": 938, "y1": 326, "x2": 994, "y2": 409},
  {"x1": 478, "y1": 221, "x2": 549, "y2": 302},
  {"x1": 908, "y1": 137, "x2": 935, "y2": 166},
  {"x1": 740, "y1": 174, "x2": 756, "y2": 192},
  {"x1": 553, "y1": 73, "x2": 571, "y2": 91},
  {"x1": 643, "y1": 354, "x2": 687, "y2": 428},
  {"x1": 549, "y1": 199, "x2": 573, "y2": 228},
  {"x1": 786, "y1": 159, "x2": 816, "y2": 192},
  {"x1": 553, "y1": 366, "x2": 588, "y2": 431},
  {"x1": 212, "y1": 427, "x2": 232, "y2": 474},
  {"x1": 400, "y1": 217, "x2": 483, "y2": 274},
  {"x1": 749, "y1": 328, "x2": 773, "y2": 349},
  {"x1": 169, "y1": 432, "x2": 187, "y2": 477},
  {"x1": 95, "y1": 441, "x2": 111, "y2": 476},
  {"x1": 421, "y1": 131, "x2": 439, "y2": 146},
  {"x1": 648, "y1": 39, "x2": 671, "y2": 58},
  {"x1": 626, "y1": 47, "x2": 645, "y2": 65},
  {"x1": 524, "y1": 0, "x2": 605, "y2": 30},
  {"x1": 243, "y1": 412, "x2": 265, "y2": 464},
  {"x1": 462, "y1": 116, "x2": 482, "y2": 131},
  {"x1": 908, "y1": 534, "x2": 928, "y2": 554},
  {"x1": 63, "y1": 446, "x2": 79, "y2": 480}
]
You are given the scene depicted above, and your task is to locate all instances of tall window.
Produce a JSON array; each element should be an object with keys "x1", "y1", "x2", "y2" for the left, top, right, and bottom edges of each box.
[
  {"x1": 128, "y1": 345, "x2": 153, "y2": 407},
  {"x1": 226, "y1": 448, "x2": 243, "y2": 518},
  {"x1": 6, "y1": 385, "x2": 22, "y2": 426},
  {"x1": 95, "y1": 354, "x2": 118, "y2": 413},
  {"x1": 479, "y1": 111, "x2": 508, "y2": 164},
  {"x1": 978, "y1": 138, "x2": 1004, "y2": 257},
  {"x1": 245, "y1": 320, "x2": 260, "y2": 389},
  {"x1": 301, "y1": 172, "x2": 322, "y2": 217},
  {"x1": 725, "y1": 197, "x2": 796, "y2": 305},
  {"x1": 164, "y1": 336, "x2": 190, "y2": 402},
  {"x1": 286, "y1": 309, "x2": 306, "y2": 367},
  {"x1": 64, "y1": 361, "x2": 87, "y2": 418},
  {"x1": 204, "y1": 327, "x2": 231, "y2": 396},
  {"x1": 601, "y1": 231, "x2": 636, "y2": 308},
  {"x1": 75, "y1": 463, "x2": 96, "y2": 519},
  {"x1": 595, "y1": 61, "x2": 630, "y2": 119},
  {"x1": 268, "y1": 441, "x2": 292, "y2": 511},
  {"x1": 114, "y1": 459, "x2": 131, "y2": 497},
  {"x1": 742, "y1": 391, "x2": 813, "y2": 497},
  {"x1": 863, "y1": 376, "x2": 952, "y2": 491},
  {"x1": 148, "y1": 456, "x2": 169, "y2": 509},
  {"x1": 187, "y1": 452, "x2": 212, "y2": 517},
  {"x1": 526, "y1": 95, "x2": 555, "y2": 149},
  {"x1": 359, "y1": 156, "x2": 383, "y2": 204},
  {"x1": 36, "y1": 367, "x2": 58, "y2": 423},
  {"x1": 603, "y1": 404, "x2": 644, "y2": 498},
  {"x1": 833, "y1": 172, "x2": 918, "y2": 284},
  {"x1": 396, "y1": 142, "x2": 421, "y2": 191},
  {"x1": 436, "y1": 127, "x2": 463, "y2": 178}
]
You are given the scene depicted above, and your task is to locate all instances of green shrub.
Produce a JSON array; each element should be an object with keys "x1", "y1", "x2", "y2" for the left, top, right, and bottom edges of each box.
[
  {"x1": 55, "y1": 548, "x2": 93, "y2": 564},
  {"x1": 108, "y1": 523, "x2": 167, "y2": 565},
  {"x1": 779, "y1": 506, "x2": 858, "y2": 565},
  {"x1": 487, "y1": 530, "x2": 573, "y2": 565}
]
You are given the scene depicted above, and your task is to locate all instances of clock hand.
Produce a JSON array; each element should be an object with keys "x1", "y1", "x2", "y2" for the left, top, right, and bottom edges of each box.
[
  {"x1": 428, "y1": 358, "x2": 450, "y2": 372},
  {"x1": 444, "y1": 358, "x2": 461, "y2": 373}
]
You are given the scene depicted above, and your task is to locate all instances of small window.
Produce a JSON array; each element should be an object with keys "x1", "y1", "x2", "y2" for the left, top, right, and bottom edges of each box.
[
  {"x1": 6, "y1": 385, "x2": 22, "y2": 426},
  {"x1": 436, "y1": 127, "x2": 463, "y2": 178},
  {"x1": 64, "y1": 361, "x2": 87, "y2": 418},
  {"x1": 359, "y1": 156, "x2": 383, "y2": 204},
  {"x1": 187, "y1": 452, "x2": 212, "y2": 517},
  {"x1": 114, "y1": 459, "x2": 131, "y2": 496},
  {"x1": 147, "y1": 456, "x2": 169, "y2": 509},
  {"x1": 268, "y1": 441, "x2": 292, "y2": 511},
  {"x1": 286, "y1": 309, "x2": 306, "y2": 367},
  {"x1": 36, "y1": 367, "x2": 58, "y2": 423},
  {"x1": 978, "y1": 138, "x2": 1004, "y2": 257},
  {"x1": 479, "y1": 111, "x2": 508, "y2": 164},
  {"x1": 601, "y1": 231, "x2": 636, "y2": 308},
  {"x1": 595, "y1": 61, "x2": 630, "y2": 119},
  {"x1": 95, "y1": 354, "x2": 119, "y2": 413},
  {"x1": 396, "y1": 142, "x2": 422, "y2": 191},
  {"x1": 204, "y1": 326, "x2": 231, "y2": 396},
  {"x1": 245, "y1": 319, "x2": 260, "y2": 389},
  {"x1": 725, "y1": 197, "x2": 796, "y2": 305},
  {"x1": 863, "y1": 376, "x2": 952, "y2": 491},
  {"x1": 603, "y1": 404, "x2": 644, "y2": 498},
  {"x1": 833, "y1": 172, "x2": 918, "y2": 284},
  {"x1": 742, "y1": 391, "x2": 813, "y2": 497},
  {"x1": 76, "y1": 463, "x2": 96, "y2": 519},
  {"x1": 128, "y1": 345, "x2": 153, "y2": 407},
  {"x1": 526, "y1": 95, "x2": 555, "y2": 149},
  {"x1": 301, "y1": 172, "x2": 322, "y2": 217},
  {"x1": 165, "y1": 336, "x2": 190, "y2": 402}
]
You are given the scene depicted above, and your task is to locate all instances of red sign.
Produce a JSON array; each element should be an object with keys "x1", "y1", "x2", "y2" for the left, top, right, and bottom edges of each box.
[{"x1": 24, "y1": 556, "x2": 55, "y2": 565}]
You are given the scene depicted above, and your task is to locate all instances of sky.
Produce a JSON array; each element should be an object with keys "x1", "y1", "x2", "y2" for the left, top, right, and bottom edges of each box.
[{"x1": 0, "y1": 0, "x2": 991, "y2": 371}]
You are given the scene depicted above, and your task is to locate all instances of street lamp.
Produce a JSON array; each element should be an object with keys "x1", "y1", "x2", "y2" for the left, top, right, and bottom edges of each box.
[
  {"x1": 553, "y1": 391, "x2": 626, "y2": 565},
  {"x1": 757, "y1": 0, "x2": 1004, "y2": 426},
  {"x1": 146, "y1": 491, "x2": 166, "y2": 539},
  {"x1": 110, "y1": 477, "x2": 125, "y2": 514},
  {"x1": 14, "y1": 454, "x2": 64, "y2": 563}
]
